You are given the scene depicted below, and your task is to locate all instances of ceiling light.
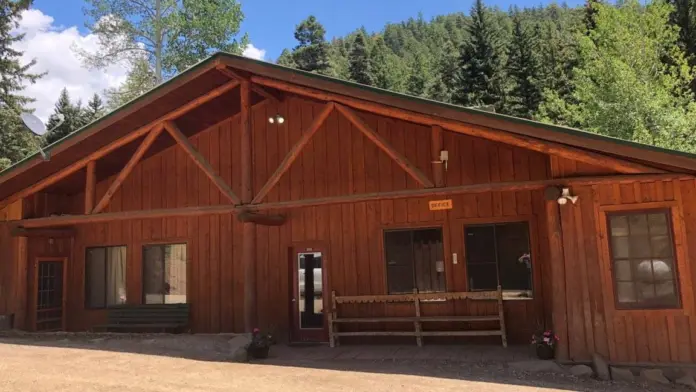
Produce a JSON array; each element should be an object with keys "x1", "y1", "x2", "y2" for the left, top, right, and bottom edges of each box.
[{"x1": 268, "y1": 114, "x2": 284, "y2": 125}]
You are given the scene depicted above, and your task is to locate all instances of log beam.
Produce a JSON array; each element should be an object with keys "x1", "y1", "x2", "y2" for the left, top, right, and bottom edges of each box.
[
  {"x1": 431, "y1": 125, "x2": 445, "y2": 187},
  {"x1": 335, "y1": 103, "x2": 435, "y2": 188},
  {"x1": 15, "y1": 173, "x2": 689, "y2": 228},
  {"x1": 252, "y1": 102, "x2": 335, "y2": 203},
  {"x1": 216, "y1": 65, "x2": 282, "y2": 103},
  {"x1": 0, "y1": 79, "x2": 241, "y2": 211},
  {"x1": 84, "y1": 160, "x2": 96, "y2": 214},
  {"x1": 93, "y1": 125, "x2": 164, "y2": 213},
  {"x1": 252, "y1": 76, "x2": 662, "y2": 175},
  {"x1": 236, "y1": 210, "x2": 286, "y2": 226},
  {"x1": 163, "y1": 121, "x2": 241, "y2": 205},
  {"x1": 240, "y1": 80, "x2": 257, "y2": 333},
  {"x1": 11, "y1": 227, "x2": 75, "y2": 238}
]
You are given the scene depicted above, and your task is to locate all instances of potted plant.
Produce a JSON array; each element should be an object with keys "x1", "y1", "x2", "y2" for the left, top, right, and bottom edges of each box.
[
  {"x1": 531, "y1": 330, "x2": 559, "y2": 360},
  {"x1": 246, "y1": 328, "x2": 273, "y2": 359}
]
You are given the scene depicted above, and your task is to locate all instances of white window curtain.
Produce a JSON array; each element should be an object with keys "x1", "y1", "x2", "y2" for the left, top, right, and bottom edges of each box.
[{"x1": 106, "y1": 247, "x2": 127, "y2": 306}]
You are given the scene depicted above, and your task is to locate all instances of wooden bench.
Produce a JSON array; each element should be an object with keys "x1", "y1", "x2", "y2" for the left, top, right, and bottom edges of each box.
[
  {"x1": 95, "y1": 304, "x2": 190, "y2": 332},
  {"x1": 328, "y1": 287, "x2": 506, "y2": 347}
]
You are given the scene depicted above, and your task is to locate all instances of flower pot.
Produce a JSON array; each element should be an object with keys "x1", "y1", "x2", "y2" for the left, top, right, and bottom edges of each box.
[
  {"x1": 535, "y1": 344, "x2": 555, "y2": 360},
  {"x1": 248, "y1": 345, "x2": 270, "y2": 359}
]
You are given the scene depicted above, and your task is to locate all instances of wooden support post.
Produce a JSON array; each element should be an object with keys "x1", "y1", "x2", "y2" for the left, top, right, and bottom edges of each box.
[
  {"x1": 164, "y1": 120, "x2": 241, "y2": 205},
  {"x1": 93, "y1": 125, "x2": 164, "y2": 213},
  {"x1": 216, "y1": 65, "x2": 283, "y2": 103},
  {"x1": 84, "y1": 160, "x2": 96, "y2": 214},
  {"x1": 431, "y1": 125, "x2": 445, "y2": 187},
  {"x1": 335, "y1": 103, "x2": 435, "y2": 188},
  {"x1": 545, "y1": 200, "x2": 568, "y2": 360},
  {"x1": 240, "y1": 80, "x2": 257, "y2": 333},
  {"x1": 252, "y1": 102, "x2": 335, "y2": 203}
]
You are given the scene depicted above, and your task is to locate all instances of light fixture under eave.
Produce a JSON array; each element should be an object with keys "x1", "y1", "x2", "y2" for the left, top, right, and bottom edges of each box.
[{"x1": 268, "y1": 114, "x2": 285, "y2": 124}]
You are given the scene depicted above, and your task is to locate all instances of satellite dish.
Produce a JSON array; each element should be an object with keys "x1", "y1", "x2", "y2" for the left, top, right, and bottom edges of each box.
[
  {"x1": 20, "y1": 113, "x2": 48, "y2": 136},
  {"x1": 20, "y1": 112, "x2": 65, "y2": 161}
]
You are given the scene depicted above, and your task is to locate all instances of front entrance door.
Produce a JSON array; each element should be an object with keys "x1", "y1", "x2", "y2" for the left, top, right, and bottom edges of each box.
[
  {"x1": 290, "y1": 245, "x2": 327, "y2": 342},
  {"x1": 35, "y1": 258, "x2": 66, "y2": 331}
]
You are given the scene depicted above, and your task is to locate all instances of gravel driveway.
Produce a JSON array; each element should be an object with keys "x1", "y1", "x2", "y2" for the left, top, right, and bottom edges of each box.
[{"x1": 0, "y1": 335, "x2": 685, "y2": 392}]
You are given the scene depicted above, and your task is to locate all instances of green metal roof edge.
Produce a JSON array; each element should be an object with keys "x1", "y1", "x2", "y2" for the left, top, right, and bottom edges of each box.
[
  {"x1": 215, "y1": 52, "x2": 696, "y2": 162},
  {"x1": 0, "y1": 54, "x2": 220, "y2": 178},
  {"x1": 2, "y1": 50, "x2": 696, "y2": 183}
]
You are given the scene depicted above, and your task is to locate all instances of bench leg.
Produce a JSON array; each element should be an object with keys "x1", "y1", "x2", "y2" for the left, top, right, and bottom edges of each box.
[{"x1": 328, "y1": 314, "x2": 335, "y2": 348}]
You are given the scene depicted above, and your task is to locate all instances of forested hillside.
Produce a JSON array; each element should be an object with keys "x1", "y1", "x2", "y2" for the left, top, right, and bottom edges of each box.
[
  {"x1": 277, "y1": 0, "x2": 696, "y2": 154},
  {"x1": 2, "y1": 0, "x2": 696, "y2": 172}
]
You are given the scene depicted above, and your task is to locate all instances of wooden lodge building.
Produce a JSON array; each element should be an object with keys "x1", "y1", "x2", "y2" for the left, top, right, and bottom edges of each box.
[{"x1": 1, "y1": 52, "x2": 696, "y2": 364}]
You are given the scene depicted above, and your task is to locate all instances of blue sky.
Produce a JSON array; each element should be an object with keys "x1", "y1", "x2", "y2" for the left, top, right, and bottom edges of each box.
[{"x1": 32, "y1": 0, "x2": 584, "y2": 61}]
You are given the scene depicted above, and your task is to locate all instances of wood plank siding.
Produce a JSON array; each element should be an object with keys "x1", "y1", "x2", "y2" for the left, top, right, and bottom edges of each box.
[
  {"x1": 1, "y1": 96, "x2": 548, "y2": 343},
  {"x1": 548, "y1": 157, "x2": 696, "y2": 362},
  {"x1": 1, "y1": 87, "x2": 694, "y2": 365}
]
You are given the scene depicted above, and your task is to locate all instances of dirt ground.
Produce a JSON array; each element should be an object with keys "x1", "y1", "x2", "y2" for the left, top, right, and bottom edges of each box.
[{"x1": 0, "y1": 334, "x2": 686, "y2": 392}]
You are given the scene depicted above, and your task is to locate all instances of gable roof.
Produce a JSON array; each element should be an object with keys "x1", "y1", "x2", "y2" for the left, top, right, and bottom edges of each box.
[{"x1": 1, "y1": 51, "x2": 695, "y2": 202}]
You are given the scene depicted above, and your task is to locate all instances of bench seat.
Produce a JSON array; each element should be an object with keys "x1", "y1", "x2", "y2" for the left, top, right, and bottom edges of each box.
[{"x1": 94, "y1": 304, "x2": 190, "y2": 333}]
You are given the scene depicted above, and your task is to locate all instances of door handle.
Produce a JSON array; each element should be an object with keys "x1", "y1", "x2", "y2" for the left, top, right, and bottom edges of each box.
[{"x1": 292, "y1": 298, "x2": 296, "y2": 302}]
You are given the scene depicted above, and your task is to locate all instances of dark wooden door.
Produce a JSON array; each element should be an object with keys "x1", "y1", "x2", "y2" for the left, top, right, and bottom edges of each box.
[
  {"x1": 35, "y1": 259, "x2": 66, "y2": 331},
  {"x1": 289, "y1": 244, "x2": 328, "y2": 342}
]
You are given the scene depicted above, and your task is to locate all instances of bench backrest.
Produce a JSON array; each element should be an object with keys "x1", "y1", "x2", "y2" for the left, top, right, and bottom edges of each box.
[
  {"x1": 107, "y1": 304, "x2": 190, "y2": 325},
  {"x1": 334, "y1": 288, "x2": 501, "y2": 305}
]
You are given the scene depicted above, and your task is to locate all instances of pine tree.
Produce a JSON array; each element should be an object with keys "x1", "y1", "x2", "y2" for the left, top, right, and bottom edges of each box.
[
  {"x1": 369, "y1": 36, "x2": 407, "y2": 92},
  {"x1": 453, "y1": 0, "x2": 507, "y2": 110},
  {"x1": 667, "y1": 0, "x2": 696, "y2": 93},
  {"x1": 507, "y1": 12, "x2": 543, "y2": 118},
  {"x1": 83, "y1": 93, "x2": 105, "y2": 123},
  {"x1": 276, "y1": 49, "x2": 297, "y2": 68},
  {"x1": 292, "y1": 16, "x2": 332, "y2": 75},
  {"x1": 44, "y1": 89, "x2": 86, "y2": 145},
  {"x1": 406, "y1": 51, "x2": 432, "y2": 97},
  {"x1": 535, "y1": 4, "x2": 582, "y2": 123},
  {"x1": 429, "y1": 40, "x2": 460, "y2": 102},
  {"x1": 348, "y1": 32, "x2": 373, "y2": 85},
  {"x1": 0, "y1": 0, "x2": 43, "y2": 169}
]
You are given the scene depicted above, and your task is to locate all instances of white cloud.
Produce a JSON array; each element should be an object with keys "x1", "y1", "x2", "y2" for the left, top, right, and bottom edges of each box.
[
  {"x1": 242, "y1": 44, "x2": 266, "y2": 61},
  {"x1": 12, "y1": 9, "x2": 129, "y2": 122}
]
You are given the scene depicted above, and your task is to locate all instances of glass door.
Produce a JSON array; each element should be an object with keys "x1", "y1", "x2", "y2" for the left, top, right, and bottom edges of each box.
[{"x1": 290, "y1": 246, "x2": 327, "y2": 342}]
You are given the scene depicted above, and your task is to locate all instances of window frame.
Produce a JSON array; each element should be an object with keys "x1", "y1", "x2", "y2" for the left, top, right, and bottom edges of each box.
[
  {"x1": 84, "y1": 245, "x2": 128, "y2": 310},
  {"x1": 605, "y1": 208, "x2": 681, "y2": 310},
  {"x1": 597, "y1": 201, "x2": 693, "y2": 315},
  {"x1": 141, "y1": 242, "x2": 188, "y2": 305},
  {"x1": 463, "y1": 220, "x2": 534, "y2": 298},
  {"x1": 382, "y1": 226, "x2": 447, "y2": 295}
]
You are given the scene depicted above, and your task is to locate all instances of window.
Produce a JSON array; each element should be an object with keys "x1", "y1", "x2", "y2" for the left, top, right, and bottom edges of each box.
[
  {"x1": 85, "y1": 246, "x2": 127, "y2": 308},
  {"x1": 384, "y1": 228, "x2": 445, "y2": 294},
  {"x1": 607, "y1": 210, "x2": 680, "y2": 309},
  {"x1": 465, "y1": 222, "x2": 533, "y2": 298},
  {"x1": 142, "y1": 244, "x2": 187, "y2": 304}
]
